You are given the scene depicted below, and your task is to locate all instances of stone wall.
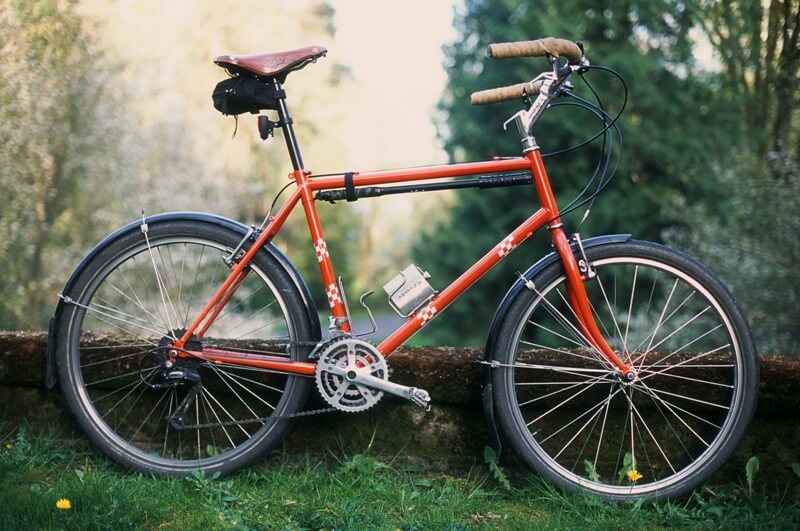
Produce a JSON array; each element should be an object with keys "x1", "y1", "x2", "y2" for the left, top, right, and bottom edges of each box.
[{"x1": 1, "y1": 332, "x2": 798, "y2": 480}]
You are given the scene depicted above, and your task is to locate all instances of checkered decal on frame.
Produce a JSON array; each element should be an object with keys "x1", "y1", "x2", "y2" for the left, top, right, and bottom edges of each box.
[
  {"x1": 497, "y1": 235, "x2": 518, "y2": 257},
  {"x1": 314, "y1": 238, "x2": 329, "y2": 263},
  {"x1": 326, "y1": 283, "x2": 342, "y2": 308},
  {"x1": 416, "y1": 304, "x2": 437, "y2": 326}
]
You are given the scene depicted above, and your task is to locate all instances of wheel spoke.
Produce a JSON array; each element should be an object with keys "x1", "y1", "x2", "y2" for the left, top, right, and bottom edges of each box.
[
  {"x1": 202, "y1": 387, "x2": 250, "y2": 438},
  {"x1": 520, "y1": 375, "x2": 607, "y2": 407},
  {"x1": 520, "y1": 339, "x2": 611, "y2": 366},
  {"x1": 632, "y1": 383, "x2": 730, "y2": 410},
  {"x1": 593, "y1": 271, "x2": 627, "y2": 358},
  {"x1": 642, "y1": 278, "x2": 679, "y2": 355},
  {"x1": 622, "y1": 265, "x2": 639, "y2": 355},
  {"x1": 623, "y1": 388, "x2": 676, "y2": 474},
  {"x1": 543, "y1": 385, "x2": 622, "y2": 448},
  {"x1": 69, "y1": 296, "x2": 165, "y2": 339},
  {"x1": 142, "y1": 231, "x2": 180, "y2": 337},
  {"x1": 81, "y1": 348, "x2": 153, "y2": 368},
  {"x1": 537, "y1": 285, "x2": 602, "y2": 356},
  {"x1": 207, "y1": 364, "x2": 270, "y2": 420},
  {"x1": 526, "y1": 376, "x2": 606, "y2": 427}
]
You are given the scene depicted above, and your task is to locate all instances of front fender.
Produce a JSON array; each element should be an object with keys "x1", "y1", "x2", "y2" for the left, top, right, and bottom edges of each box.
[
  {"x1": 480, "y1": 234, "x2": 631, "y2": 455},
  {"x1": 46, "y1": 212, "x2": 321, "y2": 388}
]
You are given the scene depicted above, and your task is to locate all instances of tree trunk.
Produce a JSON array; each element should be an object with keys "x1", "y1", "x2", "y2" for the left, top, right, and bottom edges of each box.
[{"x1": 770, "y1": 0, "x2": 800, "y2": 174}]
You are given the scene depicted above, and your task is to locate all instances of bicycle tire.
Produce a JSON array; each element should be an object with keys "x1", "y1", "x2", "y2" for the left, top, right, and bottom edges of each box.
[
  {"x1": 490, "y1": 240, "x2": 758, "y2": 500},
  {"x1": 55, "y1": 219, "x2": 315, "y2": 475}
]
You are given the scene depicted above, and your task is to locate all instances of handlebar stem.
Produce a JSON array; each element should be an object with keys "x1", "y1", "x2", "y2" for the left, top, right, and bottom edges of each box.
[{"x1": 503, "y1": 74, "x2": 557, "y2": 152}]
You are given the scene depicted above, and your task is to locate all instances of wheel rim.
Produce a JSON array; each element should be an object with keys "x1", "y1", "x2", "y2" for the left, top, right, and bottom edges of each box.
[
  {"x1": 507, "y1": 256, "x2": 744, "y2": 496},
  {"x1": 67, "y1": 235, "x2": 301, "y2": 469}
]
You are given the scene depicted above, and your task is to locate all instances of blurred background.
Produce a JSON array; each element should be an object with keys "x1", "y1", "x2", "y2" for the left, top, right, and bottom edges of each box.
[{"x1": 1, "y1": 0, "x2": 797, "y2": 353}]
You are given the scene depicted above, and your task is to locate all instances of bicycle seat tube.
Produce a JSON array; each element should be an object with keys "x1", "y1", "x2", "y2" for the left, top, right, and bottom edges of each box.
[{"x1": 273, "y1": 78, "x2": 352, "y2": 333}]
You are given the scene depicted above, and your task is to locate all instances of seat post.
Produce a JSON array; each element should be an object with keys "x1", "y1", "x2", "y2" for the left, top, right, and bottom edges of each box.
[{"x1": 272, "y1": 78, "x2": 305, "y2": 171}]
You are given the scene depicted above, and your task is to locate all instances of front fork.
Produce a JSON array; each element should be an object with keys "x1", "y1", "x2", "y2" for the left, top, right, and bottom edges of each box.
[
  {"x1": 549, "y1": 226, "x2": 634, "y2": 379},
  {"x1": 525, "y1": 146, "x2": 634, "y2": 379}
]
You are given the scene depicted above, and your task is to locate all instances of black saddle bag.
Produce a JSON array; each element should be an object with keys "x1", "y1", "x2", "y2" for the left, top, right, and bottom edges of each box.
[{"x1": 212, "y1": 76, "x2": 284, "y2": 116}]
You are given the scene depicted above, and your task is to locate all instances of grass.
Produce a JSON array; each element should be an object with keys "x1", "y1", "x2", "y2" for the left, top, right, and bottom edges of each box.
[{"x1": 1, "y1": 426, "x2": 799, "y2": 530}]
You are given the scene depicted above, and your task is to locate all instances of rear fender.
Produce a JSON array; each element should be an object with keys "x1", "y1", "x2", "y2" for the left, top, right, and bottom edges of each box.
[{"x1": 46, "y1": 212, "x2": 321, "y2": 388}]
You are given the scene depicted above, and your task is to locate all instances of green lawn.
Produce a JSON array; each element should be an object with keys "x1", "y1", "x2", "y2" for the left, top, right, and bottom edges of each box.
[{"x1": 1, "y1": 426, "x2": 799, "y2": 530}]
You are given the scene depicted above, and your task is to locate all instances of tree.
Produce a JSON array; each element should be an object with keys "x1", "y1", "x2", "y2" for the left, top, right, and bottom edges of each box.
[
  {"x1": 694, "y1": 0, "x2": 800, "y2": 167},
  {"x1": 79, "y1": 0, "x2": 361, "y2": 317},
  {"x1": 665, "y1": 0, "x2": 800, "y2": 353},
  {"x1": 0, "y1": 0, "x2": 133, "y2": 328},
  {"x1": 413, "y1": 0, "x2": 740, "y2": 345},
  {"x1": 0, "y1": 0, "x2": 360, "y2": 329}
]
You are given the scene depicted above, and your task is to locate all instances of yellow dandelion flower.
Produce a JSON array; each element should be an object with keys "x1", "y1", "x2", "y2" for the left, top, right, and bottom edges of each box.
[
  {"x1": 627, "y1": 469, "x2": 643, "y2": 482},
  {"x1": 55, "y1": 498, "x2": 72, "y2": 510},
  {"x1": 4, "y1": 443, "x2": 11, "y2": 450}
]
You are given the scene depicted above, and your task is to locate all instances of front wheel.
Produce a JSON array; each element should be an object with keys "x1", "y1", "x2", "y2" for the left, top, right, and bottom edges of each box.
[
  {"x1": 491, "y1": 240, "x2": 758, "y2": 500},
  {"x1": 55, "y1": 220, "x2": 315, "y2": 476}
]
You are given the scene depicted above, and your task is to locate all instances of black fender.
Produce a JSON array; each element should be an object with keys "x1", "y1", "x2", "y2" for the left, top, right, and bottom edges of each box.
[
  {"x1": 481, "y1": 234, "x2": 631, "y2": 455},
  {"x1": 45, "y1": 211, "x2": 322, "y2": 388}
]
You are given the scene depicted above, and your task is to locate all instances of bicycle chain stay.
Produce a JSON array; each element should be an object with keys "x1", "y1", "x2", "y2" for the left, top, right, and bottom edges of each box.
[{"x1": 166, "y1": 337, "x2": 358, "y2": 430}]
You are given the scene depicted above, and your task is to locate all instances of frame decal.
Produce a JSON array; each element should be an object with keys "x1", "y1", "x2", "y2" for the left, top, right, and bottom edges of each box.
[
  {"x1": 416, "y1": 304, "x2": 438, "y2": 326},
  {"x1": 497, "y1": 235, "x2": 518, "y2": 257},
  {"x1": 325, "y1": 283, "x2": 342, "y2": 309},
  {"x1": 314, "y1": 238, "x2": 329, "y2": 263}
]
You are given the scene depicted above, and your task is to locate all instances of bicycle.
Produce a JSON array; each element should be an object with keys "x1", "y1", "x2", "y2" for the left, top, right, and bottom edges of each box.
[{"x1": 49, "y1": 38, "x2": 758, "y2": 501}]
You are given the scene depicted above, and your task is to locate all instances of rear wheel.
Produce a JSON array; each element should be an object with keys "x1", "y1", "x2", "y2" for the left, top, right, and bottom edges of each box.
[
  {"x1": 491, "y1": 240, "x2": 758, "y2": 500},
  {"x1": 55, "y1": 220, "x2": 315, "y2": 475}
]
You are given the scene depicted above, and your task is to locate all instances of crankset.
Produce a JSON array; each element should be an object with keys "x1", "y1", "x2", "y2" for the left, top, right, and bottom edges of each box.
[{"x1": 315, "y1": 337, "x2": 431, "y2": 412}]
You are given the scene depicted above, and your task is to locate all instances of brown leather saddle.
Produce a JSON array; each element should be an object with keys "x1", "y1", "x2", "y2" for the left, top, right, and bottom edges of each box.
[{"x1": 214, "y1": 45, "x2": 327, "y2": 80}]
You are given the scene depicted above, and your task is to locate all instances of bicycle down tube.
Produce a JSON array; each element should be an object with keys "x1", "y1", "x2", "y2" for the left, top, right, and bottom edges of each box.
[{"x1": 174, "y1": 149, "x2": 633, "y2": 378}]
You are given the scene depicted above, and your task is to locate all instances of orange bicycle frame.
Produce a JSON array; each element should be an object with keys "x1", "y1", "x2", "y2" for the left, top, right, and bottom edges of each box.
[
  {"x1": 170, "y1": 74, "x2": 632, "y2": 378},
  {"x1": 173, "y1": 151, "x2": 632, "y2": 378}
]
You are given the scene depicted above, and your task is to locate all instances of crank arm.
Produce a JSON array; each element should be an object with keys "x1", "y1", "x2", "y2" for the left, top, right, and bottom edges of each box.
[{"x1": 329, "y1": 366, "x2": 431, "y2": 409}]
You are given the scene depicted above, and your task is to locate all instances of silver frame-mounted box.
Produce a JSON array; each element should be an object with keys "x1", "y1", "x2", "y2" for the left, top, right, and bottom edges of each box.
[{"x1": 383, "y1": 264, "x2": 436, "y2": 317}]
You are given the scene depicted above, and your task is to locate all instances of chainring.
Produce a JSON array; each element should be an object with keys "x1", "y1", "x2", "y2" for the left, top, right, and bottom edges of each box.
[{"x1": 315, "y1": 337, "x2": 388, "y2": 413}]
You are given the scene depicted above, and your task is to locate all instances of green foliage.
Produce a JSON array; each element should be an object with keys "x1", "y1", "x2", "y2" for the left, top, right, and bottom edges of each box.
[
  {"x1": 3, "y1": 426, "x2": 800, "y2": 529},
  {"x1": 483, "y1": 446, "x2": 512, "y2": 491},
  {"x1": 665, "y1": 155, "x2": 800, "y2": 353},
  {"x1": 584, "y1": 459, "x2": 601, "y2": 483},
  {"x1": 693, "y1": 0, "x2": 800, "y2": 160},
  {"x1": 746, "y1": 456, "x2": 760, "y2": 496},
  {"x1": 414, "y1": 0, "x2": 798, "y2": 349},
  {"x1": 617, "y1": 451, "x2": 637, "y2": 484},
  {"x1": 659, "y1": 0, "x2": 800, "y2": 354},
  {"x1": 0, "y1": 0, "x2": 362, "y2": 331}
]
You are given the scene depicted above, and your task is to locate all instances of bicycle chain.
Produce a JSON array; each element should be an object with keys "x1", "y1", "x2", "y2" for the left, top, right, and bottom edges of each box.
[{"x1": 169, "y1": 403, "x2": 339, "y2": 431}]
